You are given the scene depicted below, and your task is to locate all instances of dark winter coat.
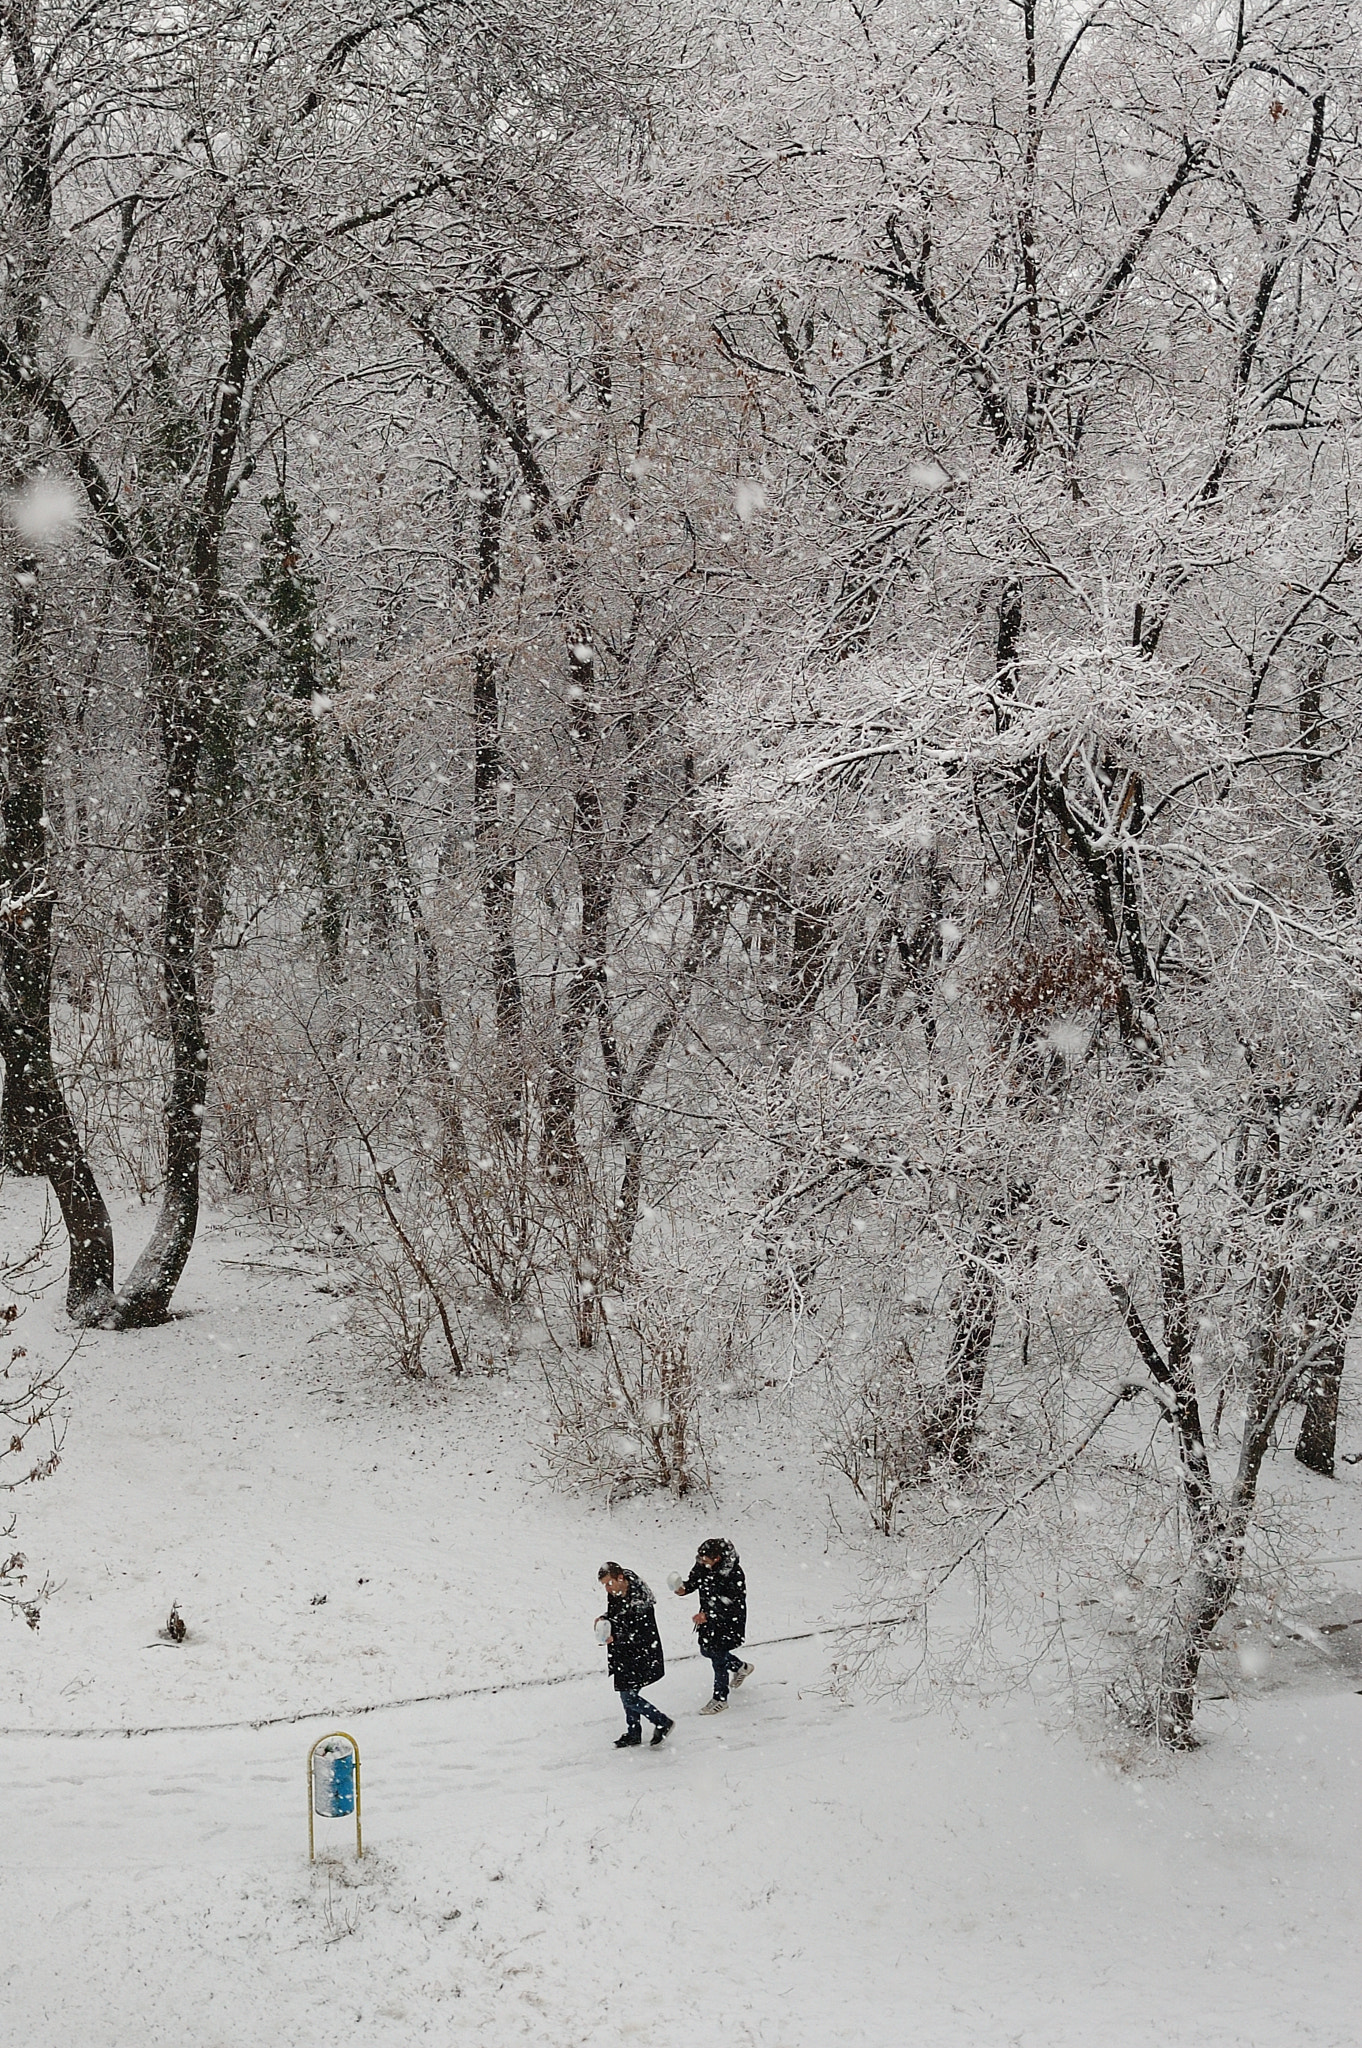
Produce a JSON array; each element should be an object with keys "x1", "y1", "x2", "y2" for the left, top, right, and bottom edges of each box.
[
  {"x1": 679, "y1": 1541, "x2": 747, "y2": 1656},
  {"x1": 604, "y1": 1571, "x2": 665, "y2": 1693}
]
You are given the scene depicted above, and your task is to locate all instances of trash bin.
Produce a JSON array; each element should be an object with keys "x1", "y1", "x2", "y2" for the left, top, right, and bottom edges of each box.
[{"x1": 312, "y1": 1739, "x2": 356, "y2": 1817}]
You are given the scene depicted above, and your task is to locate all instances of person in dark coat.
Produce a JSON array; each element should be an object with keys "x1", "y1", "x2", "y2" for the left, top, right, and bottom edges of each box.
[
  {"x1": 674, "y1": 1537, "x2": 752, "y2": 1713},
  {"x1": 597, "y1": 1563, "x2": 673, "y2": 1748}
]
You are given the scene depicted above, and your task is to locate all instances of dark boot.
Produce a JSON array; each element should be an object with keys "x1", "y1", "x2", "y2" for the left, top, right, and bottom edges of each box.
[
  {"x1": 650, "y1": 1716, "x2": 674, "y2": 1747},
  {"x1": 614, "y1": 1728, "x2": 642, "y2": 1748}
]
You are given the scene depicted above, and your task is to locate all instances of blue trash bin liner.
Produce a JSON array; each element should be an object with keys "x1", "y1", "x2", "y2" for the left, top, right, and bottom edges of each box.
[{"x1": 313, "y1": 1745, "x2": 356, "y2": 1817}]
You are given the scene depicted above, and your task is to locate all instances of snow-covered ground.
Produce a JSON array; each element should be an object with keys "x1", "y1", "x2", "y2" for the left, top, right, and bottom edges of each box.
[{"x1": 3, "y1": 1182, "x2": 1360, "y2": 2047}]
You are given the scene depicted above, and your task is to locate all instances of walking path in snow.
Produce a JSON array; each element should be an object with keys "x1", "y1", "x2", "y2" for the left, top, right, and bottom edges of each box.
[
  {"x1": 0, "y1": 1623, "x2": 856, "y2": 1740},
  {"x1": 7, "y1": 1632, "x2": 1362, "y2": 2048}
]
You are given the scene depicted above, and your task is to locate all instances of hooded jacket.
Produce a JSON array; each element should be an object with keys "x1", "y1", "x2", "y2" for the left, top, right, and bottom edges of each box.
[
  {"x1": 604, "y1": 1570, "x2": 665, "y2": 1693},
  {"x1": 679, "y1": 1540, "x2": 746, "y2": 1656}
]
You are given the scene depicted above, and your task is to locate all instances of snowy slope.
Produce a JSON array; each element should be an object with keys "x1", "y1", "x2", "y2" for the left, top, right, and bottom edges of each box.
[
  {"x1": 0, "y1": 1195, "x2": 858, "y2": 1735},
  {"x1": 2, "y1": 1180, "x2": 1360, "y2": 2047},
  {"x1": 6, "y1": 1664, "x2": 1360, "y2": 2048}
]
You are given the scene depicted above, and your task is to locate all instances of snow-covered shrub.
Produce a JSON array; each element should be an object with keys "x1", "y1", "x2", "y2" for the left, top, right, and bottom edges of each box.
[
  {"x1": 207, "y1": 989, "x2": 347, "y2": 1216},
  {"x1": 349, "y1": 1237, "x2": 439, "y2": 1380},
  {"x1": 822, "y1": 1338, "x2": 930, "y2": 1535},
  {"x1": 539, "y1": 1285, "x2": 712, "y2": 1500},
  {"x1": 0, "y1": 1296, "x2": 65, "y2": 1629}
]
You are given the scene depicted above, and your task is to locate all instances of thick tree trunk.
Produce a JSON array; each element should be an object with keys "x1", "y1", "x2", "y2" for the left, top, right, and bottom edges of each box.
[
  {"x1": 1295, "y1": 1340, "x2": 1345, "y2": 1478},
  {"x1": 1147, "y1": 1159, "x2": 1228, "y2": 1744},
  {"x1": 341, "y1": 729, "x2": 466, "y2": 1176},
  {"x1": 925, "y1": 1257, "x2": 1000, "y2": 1463},
  {"x1": 1157, "y1": 1346, "x2": 1301, "y2": 1744},
  {"x1": 1155, "y1": 1513, "x2": 1240, "y2": 1746},
  {"x1": 0, "y1": 1045, "x2": 39, "y2": 1171},
  {"x1": 471, "y1": 308, "x2": 524, "y2": 1053},
  {"x1": 0, "y1": 558, "x2": 47, "y2": 1180},
  {"x1": 0, "y1": 1013, "x2": 116, "y2": 1318},
  {"x1": 0, "y1": 23, "x2": 118, "y2": 1319},
  {"x1": 302, "y1": 723, "x2": 345, "y2": 986},
  {"x1": 473, "y1": 655, "x2": 523, "y2": 1043},
  {"x1": 293, "y1": 713, "x2": 347, "y2": 1181},
  {"x1": 1, "y1": 553, "x2": 116, "y2": 1318},
  {"x1": 1299, "y1": 638, "x2": 1353, "y2": 908},
  {"x1": 598, "y1": 879, "x2": 726, "y2": 1288},
  {"x1": 1293, "y1": 1271, "x2": 1354, "y2": 1480},
  {"x1": 922, "y1": 1194, "x2": 1017, "y2": 1465},
  {"x1": 542, "y1": 628, "x2": 608, "y2": 1185},
  {"x1": 927, "y1": 1189, "x2": 1033, "y2": 1470},
  {"x1": 1293, "y1": 656, "x2": 1354, "y2": 1476},
  {"x1": 103, "y1": 196, "x2": 269, "y2": 1325},
  {"x1": 108, "y1": 722, "x2": 208, "y2": 1327},
  {"x1": 752, "y1": 861, "x2": 836, "y2": 1069},
  {"x1": 1155, "y1": 1203, "x2": 1300, "y2": 1744}
]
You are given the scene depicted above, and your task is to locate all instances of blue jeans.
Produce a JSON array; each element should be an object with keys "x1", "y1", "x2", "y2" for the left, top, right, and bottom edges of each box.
[
  {"x1": 709, "y1": 1651, "x2": 743, "y2": 1700},
  {"x1": 619, "y1": 1690, "x2": 668, "y2": 1732}
]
